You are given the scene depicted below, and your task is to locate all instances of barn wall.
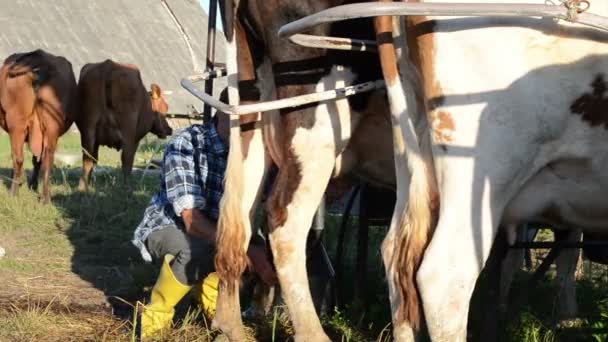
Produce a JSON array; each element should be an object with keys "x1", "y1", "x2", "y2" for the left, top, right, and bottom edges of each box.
[{"x1": 0, "y1": 0, "x2": 226, "y2": 114}]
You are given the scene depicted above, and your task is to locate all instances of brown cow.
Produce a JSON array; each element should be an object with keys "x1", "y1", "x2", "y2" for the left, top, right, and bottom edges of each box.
[
  {"x1": 75, "y1": 60, "x2": 173, "y2": 191},
  {"x1": 0, "y1": 49, "x2": 77, "y2": 203}
]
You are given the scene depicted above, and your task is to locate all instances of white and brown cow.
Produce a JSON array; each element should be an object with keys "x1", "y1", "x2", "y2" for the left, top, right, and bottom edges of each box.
[
  {"x1": 212, "y1": 0, "x2": 395, "y2": 341},
  {"x1": 374, "y1": 0, "x2": 608, "y2": 340}
]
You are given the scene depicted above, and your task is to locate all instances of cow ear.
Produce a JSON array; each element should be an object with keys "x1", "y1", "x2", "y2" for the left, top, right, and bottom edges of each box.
[{"x1": 150, "y1": 84, "x2": 161, "y2": 99}]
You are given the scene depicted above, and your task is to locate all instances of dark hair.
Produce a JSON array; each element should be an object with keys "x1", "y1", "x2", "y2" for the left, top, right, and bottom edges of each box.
[
  {"x1": 211, "y1": 86, "x2": 229, "y2": 126},
  {"x1": 211, "y1": 112, "x2": 220, "y2": 125},
  {"x1": 219, "y1": 87, "x2": 229, "y2": 103}
]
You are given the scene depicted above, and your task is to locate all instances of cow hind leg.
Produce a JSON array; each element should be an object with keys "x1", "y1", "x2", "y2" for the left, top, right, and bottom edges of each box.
[
  {"x1": 555, "y1": 229, "x2": 582, "y2": 322},
  {"x1": 28, "y1": 155, "x2": 41, "y2": 191},
  {"x1": 267, "y1": 138, "x2": 336, "y2": 342},
  {"x1": 382, "y1": 136, "x2": 416, "y2": 341},
  {"x1": 79, "y1": 134, "x2": 98, "y2": 192},
  {"x1": 120, "y1": 144, "x2": 136, "y2": 189},
  {"x1": 39, "y1": 139, "x2": 58, "y2": 204},
  {"x1": 417, "y1": 168, "x2": 508, "y2": 342},
  {"x1": 9, "y1": 129, "x2": 27, "y2": 196},
  {"x1": 213, "y1": 127, "x2": 269, "y2": 341}
]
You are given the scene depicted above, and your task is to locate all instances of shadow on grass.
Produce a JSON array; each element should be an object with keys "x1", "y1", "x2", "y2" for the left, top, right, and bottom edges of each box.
[
  {"x1": 56, "y1": 177, "x2": 160, "y2": 321},
  {"x1": 0, "y1": 165, "x2": 160, "y2": 320},
  {"x1": 468, "y1": 244, "x2": 608, "y2": 342}
]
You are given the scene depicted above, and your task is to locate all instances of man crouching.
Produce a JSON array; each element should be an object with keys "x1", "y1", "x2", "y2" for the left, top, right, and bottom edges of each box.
[{"x1": 131, "y1": 111, "x2": 277, "y2": 339}]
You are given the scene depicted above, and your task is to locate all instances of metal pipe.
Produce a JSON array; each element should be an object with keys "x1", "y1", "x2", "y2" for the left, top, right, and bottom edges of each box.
[
  {"x1": 161, "y1": 0, "x2": 203, "y2": 73},
  {"x1": 204, "y1": 0, "x2": 219, "y2": 120},
  {"x1": 186, "y1": 68, "x2": 228, "y2": 83},
  {"x1": 312, "y1": 195, "x2": 326, "y2": 239},
  {"x1": 290, "y1": 34, "x2": 378, "y2": 52},
  {"x1": 334, "y1": 185, "x2": 361, "y2": 306},
  {"x1": 278, "y1": 2, "x2": 608, "y2": 38},
  {"x1": 181, "y1": 78, "x2": 385, "y2": 115},
  {"x1": 510, "y1": 241, "x2": 608, "y2": 249}
]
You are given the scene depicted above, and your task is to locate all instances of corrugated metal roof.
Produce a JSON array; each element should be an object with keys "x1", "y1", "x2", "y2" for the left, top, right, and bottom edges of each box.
[{"x1": 0, "y1": 0, "x2": 226, "y2": 114}]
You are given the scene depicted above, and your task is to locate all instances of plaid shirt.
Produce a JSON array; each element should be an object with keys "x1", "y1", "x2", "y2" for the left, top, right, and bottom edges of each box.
[{"x1": 132, "y1": 122, "x2": 228, "y2": 262}]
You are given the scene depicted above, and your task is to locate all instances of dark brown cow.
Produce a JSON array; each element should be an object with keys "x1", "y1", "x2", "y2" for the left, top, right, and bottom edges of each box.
[
  {"x1": 0, "y1": 49, "x2": 77, "y2": 203},
  {"x1": 75, "y1": 60, "x2": 173, "y2": 191}
]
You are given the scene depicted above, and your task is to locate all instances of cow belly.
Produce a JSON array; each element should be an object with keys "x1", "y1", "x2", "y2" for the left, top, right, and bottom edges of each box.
[
  {"x1": 96, "y1": 119, "x2": 124, "y2": 150},
  {"x1": 503, "y1": 158, "x2": 608, "y2": 232},
  {"x1": 582, "y1": 232, "x2": 608, "y2": 264},
  {"x1": 333, "y1": 90, "x2": 395, "y2": 188}
]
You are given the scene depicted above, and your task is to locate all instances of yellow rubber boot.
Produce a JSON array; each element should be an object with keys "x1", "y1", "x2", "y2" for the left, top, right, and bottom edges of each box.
[
  {"x1": 141, "y1": 254, "x2": 192, "y2": 339},
  {"x1": 195, "y1": 272, "x2": 219, "y2": 319}
]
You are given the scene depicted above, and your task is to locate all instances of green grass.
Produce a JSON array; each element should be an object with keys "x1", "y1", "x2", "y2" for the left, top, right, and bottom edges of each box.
[
  {"x1": 0, "y1": 130, "x2": 386, "y2": 341},
  {"x1": 1, "y1": 131, "x2": 608, "y2": 341}
]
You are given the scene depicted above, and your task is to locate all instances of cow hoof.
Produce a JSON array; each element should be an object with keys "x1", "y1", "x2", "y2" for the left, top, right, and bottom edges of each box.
[
  {"x1": 294, "y1": 333, "x2": 331, "y2": 342},
  {"x1": 124, "y1": 182, "x2": 134, "y2": 193},
  {"x1": 39, "y1": 194, "x2": 51, "y2": 204},
  {"x1": 212, "y1": 322, "x2": 248, "y2": 342},
  {"x1": 212, "y1": 334, "x2": 229, "y2": 342},
  {"x1": 27, "y1": 178, "x2": 38, "y2": 191}
]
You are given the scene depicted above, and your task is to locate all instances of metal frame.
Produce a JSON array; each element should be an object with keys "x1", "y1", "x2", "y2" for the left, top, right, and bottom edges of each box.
[
  {"x1": 182, "y1": 1, "x2": 608, "y2": 118},
  {"x1": 289, "y1": 34, "x2": 378, "y2": 52},
  {"x1": 278, "y1": 1, "x2": 608, "y2": 38},
  {"x1": 180, "y1": 1, "x2": 386, "y2": 116},
  {"x1": 181, "y1": 78, "x2": 385, "y2": 115},
  {"x1": 202, "y1": 0, "x2": 219, "y2": 120}
]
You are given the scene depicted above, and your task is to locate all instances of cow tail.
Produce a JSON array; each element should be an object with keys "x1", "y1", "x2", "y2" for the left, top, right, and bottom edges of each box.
[
  {"x1": 103, "y1": 64, "x2": 124, "y2": 144},
  {"x1": 214, "y1": 0, "x2": 248, "y2": 294},
  {"x1": 24, "y1": 70, "x2": 47, "y2": 163},
  {"x1": 375, "y1": 13, "x2": 436, "y2": 330},
  {"x1": 392, "y1": 155, "x2": 434, "y2": 330},
  {"x1": 215, "y1": 115, "x2": 247, "y2": 293},
  {"x1": 34, "y1": 98, "x2": 46, "y2": 162}
]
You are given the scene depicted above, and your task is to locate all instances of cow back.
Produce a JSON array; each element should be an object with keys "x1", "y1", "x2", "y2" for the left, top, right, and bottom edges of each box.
[
  {"x1": 76, "y1": 60, "x2": 158, "y2": 151},
  {"x1": 105, "y1": 62, "x2": 154, "y2": 143}
]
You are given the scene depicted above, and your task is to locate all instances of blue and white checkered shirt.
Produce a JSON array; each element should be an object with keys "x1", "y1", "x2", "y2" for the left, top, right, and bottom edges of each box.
[{"x1": 132, "y1": 122, "x2": 228, "y2": 262}]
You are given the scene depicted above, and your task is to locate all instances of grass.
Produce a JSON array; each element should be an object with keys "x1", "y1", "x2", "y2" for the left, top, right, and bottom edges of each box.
[
  {"x1": 0, "y1": 129, "x2": 388, "y2": 341},
  {"x1": 1, "y1": 129, "x2": 608, "y2": 341}
]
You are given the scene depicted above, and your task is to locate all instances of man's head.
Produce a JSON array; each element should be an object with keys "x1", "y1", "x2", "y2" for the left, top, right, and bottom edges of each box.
[
  {"x1": 214, "y1": 87, "x2": 230, "y2": 146},
  {"x1": 214, "y1": 111, "x2": 230, "y2": 146}
]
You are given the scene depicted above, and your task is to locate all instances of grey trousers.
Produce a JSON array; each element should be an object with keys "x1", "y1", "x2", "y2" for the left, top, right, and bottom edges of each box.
[{"x1": 145, "y1": 225, "x2": 215, "y2": 286}]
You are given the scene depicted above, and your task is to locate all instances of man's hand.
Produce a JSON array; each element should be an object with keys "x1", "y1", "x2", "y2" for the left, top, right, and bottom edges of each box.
[
  {"x1": 182, "y1": 208, "x2": 278, "y2": 285},
  {"x1": 247, "y1": 244, "x2": 278, "y2": 286},
  {"x1": 181, "y1": 208, "x2": 217, "y2": 244}
]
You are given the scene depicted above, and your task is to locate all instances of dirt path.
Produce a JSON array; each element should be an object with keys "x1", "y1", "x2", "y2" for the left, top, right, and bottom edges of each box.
[{"x1": 0, "y1": 271, "x2": 111, "y2": 310}]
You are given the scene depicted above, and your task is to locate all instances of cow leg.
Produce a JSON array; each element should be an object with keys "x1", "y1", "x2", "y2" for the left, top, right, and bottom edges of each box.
[
  {"x1": 267, "y1": 133, "x2": 338, "y2": 342},
  {"x1": 498, "y1": 246, "x2": 525, "y2": 317},
  {"x1": 9, "y1": 129, "x2": 26, "y2": 196},
  {"x1": 381, "y1": 126, "x2": 417, "y2": 341},
  {"x1": 120, "y1": 143, "x2": 136, "y2": 189},
  {"x1": 417, "y1": 213, "x2": 495, "y2": 341},
  {"x1": 478, "y1": 228, "x2": 511, "y2": 342},
  {"x1": 554, "y1": 229, "x2": 582, "y2": 322},
  {"x1": 79, "y1": 135, "x2": 98, "y2": 192},
  {"x1": 28, "y1": 155, "x2": 41, "y2": 191},
  {"x1": 39, "y1": 139, "x2": 57, "y2": 204},
  {"x1": 213, "y1": 125, "x2": 270, "y2": 341},
  {"x1": 416, "y1": 158, "x2": 514, "y2": 341},
  {"x1": 383, "y1": 200, "x2": 418, "y2": 341}
]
